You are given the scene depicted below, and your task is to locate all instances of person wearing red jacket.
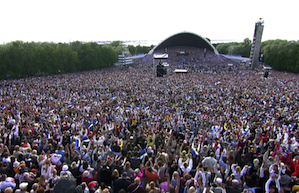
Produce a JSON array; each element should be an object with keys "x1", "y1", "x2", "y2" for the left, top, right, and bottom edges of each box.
[{"x1": 81, "y1": 170, "x2": 97, "y2": 184}]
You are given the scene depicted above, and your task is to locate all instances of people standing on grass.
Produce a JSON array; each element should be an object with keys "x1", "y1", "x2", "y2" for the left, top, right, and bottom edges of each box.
[{"x1": 0, "y1": 59, "x2": 299, "y2": 193}]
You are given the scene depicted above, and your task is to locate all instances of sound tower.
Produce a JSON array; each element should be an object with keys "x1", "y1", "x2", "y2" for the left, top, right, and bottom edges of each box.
[
  {"x1": 157, "y1": 63, "x2": 164, "y2": 77},
  {"x1": 264, "y1": 71, "x2": 269, "y2": 78}
]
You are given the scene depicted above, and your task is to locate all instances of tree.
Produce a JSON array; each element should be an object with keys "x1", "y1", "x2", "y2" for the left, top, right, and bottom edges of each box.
[
  {"x1": 109, "y1": 41, "x2": 121, "y2": 47},
  {"x1": 0, "y1": 40, "x2": 119, "y2": 80},
  {"x1": 244, "y1": 38, "x2": 252, "y2": 45},
  {"x1": 215, "y1": 38, "x2": 252, "y2": 57}
]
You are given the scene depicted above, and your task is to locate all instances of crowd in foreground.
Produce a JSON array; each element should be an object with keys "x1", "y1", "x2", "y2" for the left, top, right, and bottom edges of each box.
[{"x1": 0, "y1": 61, "x2": 299, "y2": 193}]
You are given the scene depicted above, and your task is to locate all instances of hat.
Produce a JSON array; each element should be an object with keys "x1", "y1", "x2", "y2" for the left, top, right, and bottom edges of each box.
[
  {"x1": 88, "y1": 181, "x2": 97, "y2": 188},
  {"x1": 83, "y1": 170, "x2": 90, "y2": 177},
  {"x1": 232, "y1": 179, "x2": 239, "y2": 185},
  {"x1": 31, "y1": 168, "x2": 36, "y2": 174},
  {"x1": 121, "y1": 172, "x2": 127, "y2": 178},
  {"x1": 5, "y1": 177, "x2": 15, "y2": 183},
  {"x1": 216, "y1": 178, "x2": 222, "y2": 184},
  {"x1": 19, "y1": 182, "x2": 28, "y2": 189},
  {"x1": 13, "y1": 161, "x2": 20, "y2": 168},
  {"x1": 62, "y1": 165, "x2": 69, "y2": 171},
  {"x1": 147, "y1": 147, "x2": 153, "y2": 154}
]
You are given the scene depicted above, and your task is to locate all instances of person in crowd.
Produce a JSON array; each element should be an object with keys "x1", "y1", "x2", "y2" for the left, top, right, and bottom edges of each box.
[
  {"x1": 113, "y1": 172, "x2": 131, "y2": 193},
  {"x1": 0, "y1": 174, "x2": 16, "y2": 192},
  {"x1": 127, "y1": 177, "x2": 144, "y2": 193}
]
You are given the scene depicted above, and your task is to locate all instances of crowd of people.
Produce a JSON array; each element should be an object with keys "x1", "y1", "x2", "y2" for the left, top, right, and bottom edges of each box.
[
  {"x1": 0, "y1": 54, "x2": 299, "y2": 193},
  {"x1": 149, "y1": 47, "x2": 249, "y2": 75}
]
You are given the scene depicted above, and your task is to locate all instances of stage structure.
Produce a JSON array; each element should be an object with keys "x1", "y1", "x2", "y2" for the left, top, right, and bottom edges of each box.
[
  {"x1": 174, "y1": 69, "x2": 188, "y2": 73},
  {"x1": 250, "y1": 18, "x2": 264, "y2": 68},
  {"x1": 154, "y1": 53, "x2": 168, "y2": 77},
  {"x1": 118, "y1": 51, "x2": 133, "y2": 68}
]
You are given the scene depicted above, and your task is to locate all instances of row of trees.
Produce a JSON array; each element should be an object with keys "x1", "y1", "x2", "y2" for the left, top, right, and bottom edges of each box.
[
  {"x1": 0, "y1": 40, "x2": 156, "y2": 80},
  {"x1": 214, "y1": 38, "x2": 252, "y2": 57},
  {"x1": 128, "y1": 44, "x2": 154, "y2": 56},
  {"x1": 214, "y1": 38, "x2": 299, "y2": 73},
  {"x1": 262, "y1": 40, "x2": 299, "y2": 72},
  {"x1": 107, "y1": 41, "x2": 154, "y2": 56},
  {"x1": 0, "y1": 41, "x2": 118, "y2": 79}
]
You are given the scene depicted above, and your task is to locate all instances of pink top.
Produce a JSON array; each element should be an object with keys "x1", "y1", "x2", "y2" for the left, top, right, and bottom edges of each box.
[{"x1": 133, "y1": 167, "x2": 144, "y2": 179}]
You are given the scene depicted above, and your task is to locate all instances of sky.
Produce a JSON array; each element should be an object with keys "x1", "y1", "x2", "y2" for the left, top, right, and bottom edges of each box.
[{"x1": 1, "y1": 0, "x2": 298, "y2": 45}]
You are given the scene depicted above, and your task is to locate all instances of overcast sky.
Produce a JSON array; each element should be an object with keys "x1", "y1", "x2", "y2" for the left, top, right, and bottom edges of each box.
[{"x1": 1, "y1": 0, "x2": 298, "y2": 44}]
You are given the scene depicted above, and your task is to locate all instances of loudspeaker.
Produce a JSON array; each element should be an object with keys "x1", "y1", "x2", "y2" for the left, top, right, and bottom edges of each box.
[
  {"x1": 157, "y1": 64, "x2": 165, "y2": 77},
  {"x1": 264, "y1": 71, "x2": 269, "y2": 78}
]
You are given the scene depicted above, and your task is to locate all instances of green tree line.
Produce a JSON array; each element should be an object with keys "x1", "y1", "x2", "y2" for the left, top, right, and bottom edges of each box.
[
  {"x1": 262, "y1": 40, "x2": 299, "y2": 72},
  {"x1": 106, "y1": 41, "x2": 154, "y2": 56},
  {"x1": 128, "y1": 44, "x2": 154, "y2": 55},
  {"x1": 214, "y1": 38, "x2": 299, "y2": 73},
  {"x1": 214, "y1": 38, "x2": 252, "y2": 57},
  {"x1": 0, "y1": 41, "x2": 118, "y2": 79}
]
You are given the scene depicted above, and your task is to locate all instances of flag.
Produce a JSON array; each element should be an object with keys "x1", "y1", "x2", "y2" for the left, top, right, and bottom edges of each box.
[
  {"x1": 215, "y1": 80, "x2": 221, "y2": 85},
  {"x1": 224, "y1": 123, "x2": 227, "y2": 130},
  {"x1": 244, "y1": 129, "x2": 249, "y2": 136},
  {"x1": 87, "y1": 122, "x2": 93, "y2": 128}
]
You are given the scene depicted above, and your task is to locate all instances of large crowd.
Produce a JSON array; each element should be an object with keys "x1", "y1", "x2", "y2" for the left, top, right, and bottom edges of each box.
[{"x1": 0, "y1": 54, "x2": 299, "y2": 193}]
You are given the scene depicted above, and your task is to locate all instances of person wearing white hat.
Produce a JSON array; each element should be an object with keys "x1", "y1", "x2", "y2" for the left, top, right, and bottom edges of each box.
[
  {"x1": 60, "y1": 164, "x2": 73, "y2": 177},
  {"x1": 19, "y1": 182, "x2": 29, "y2": 193},
  {"x1": 211, "y1": 178, "x2": 226, "y2": 193}
]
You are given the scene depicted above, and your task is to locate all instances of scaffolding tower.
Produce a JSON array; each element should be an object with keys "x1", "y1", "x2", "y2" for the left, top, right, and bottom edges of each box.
[{"x1": 250, "y1": 18, "x2": 264, "y2": 68}]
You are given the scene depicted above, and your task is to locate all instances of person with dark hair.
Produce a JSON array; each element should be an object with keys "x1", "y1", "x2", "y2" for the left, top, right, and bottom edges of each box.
[
  {"x1": 202, "y1": 152, "x2": 217, "y2": 172},
  {"x1": 145, "y1": 181, "x2": 159, "y2": 193},
  {"x1": 98, "y1": 163, "x2": 112, "y2": 187},
  {"x1": 70, "y1": 158, "x2": 83, "y2": 185},
  {"x1": 225, "y1": 179, "x2": 243, "y2": 193},
  {"x1": 130, "y1": 151, "x2": 141, "y2": 170},
  {"x1": 113, "y1": 172, "x2": 131, "y2": 193},
  {"x1": 145, "y1": 161, "x2": 160, "y2": 183},
  {"x1": 0, "y1": 174, "x2": 16, "y2": 192},
  {"x1": 112, "y1": 140, "x2": 121, "y2": 156}
]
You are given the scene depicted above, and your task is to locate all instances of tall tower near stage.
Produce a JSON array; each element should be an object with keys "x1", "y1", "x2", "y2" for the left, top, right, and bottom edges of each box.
[{"x1": 250, "y1": 18, "x2": 264, "y2": 68}]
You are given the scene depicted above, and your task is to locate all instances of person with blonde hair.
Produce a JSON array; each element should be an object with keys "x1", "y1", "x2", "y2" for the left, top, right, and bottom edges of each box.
[
  {"x1": 188, "y1": 186, "x2": 196, "y2": 193},
  {"x1": 123, "y1": 161, "x2": 135, "y2": 179},
  {"x1": 111, "y1": 169, "x2": 119, "y2": 187},
  {"x1": 29, "y1": 183, "x2": 39, "y2": 193},
  {"x1": 102, "y1": 188, "x2": 110, "y2": 193},
  {"x1": 134, "y1": 165, "x2": 144, "y2": 180},
  {"x1": 37, "y1": 174, "x2": 48, "y2": 190},
  {"x1": 171, "y1": 171, "x2": 179, "y2": 188},
  {"x1": 4, "y1": 187, "x2": 13, "y2": 193}
]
